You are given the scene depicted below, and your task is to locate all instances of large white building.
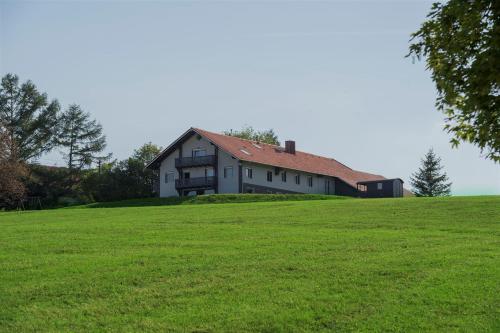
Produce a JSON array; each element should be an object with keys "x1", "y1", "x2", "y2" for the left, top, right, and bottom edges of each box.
[{"x1": 146, "y1": 128, "x2": 404, "y2": 198}]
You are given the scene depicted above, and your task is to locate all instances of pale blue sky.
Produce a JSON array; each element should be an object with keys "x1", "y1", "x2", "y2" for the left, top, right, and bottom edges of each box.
[{"x1": 1, "y1": 1, "x2": 498, "y2": 195}]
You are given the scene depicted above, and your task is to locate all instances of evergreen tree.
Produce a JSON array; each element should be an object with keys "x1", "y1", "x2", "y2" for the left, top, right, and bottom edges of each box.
[
  {"x1": 57, "y1": 104, "x2": 107, "y2": 171},
  {"x1": 0, "y1": 73, "x2": 60, "y2": 161},
  {"x1": 410, "y1": 149, "x2": 452, "y2": 197}
]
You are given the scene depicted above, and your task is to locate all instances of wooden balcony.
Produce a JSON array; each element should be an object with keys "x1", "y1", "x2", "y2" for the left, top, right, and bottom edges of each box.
[
  {"x1": 175, "y1": 155, "x2": 216, "y2": 168},
  {"x1": 175, "y1": 176, "x2": 216, "y2": 190}
]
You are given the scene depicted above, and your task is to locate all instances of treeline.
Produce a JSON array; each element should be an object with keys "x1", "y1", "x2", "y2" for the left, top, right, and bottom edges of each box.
[{"x1": 0, "y1": 73, "x2": 161, "y2": 209}]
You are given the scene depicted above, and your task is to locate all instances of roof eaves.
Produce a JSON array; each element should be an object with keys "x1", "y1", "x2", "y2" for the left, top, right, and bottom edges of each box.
[
  {"x1": 191, "y1": 128, "x2": 241, "y2": 161},
  {"x1": 146, "y1": 127, "x2": 242, "y2": 169},
  {"x1": 145, "y1": 127, "x2": 196, "y2": 169},
  {"x1": 356, "y1": 178, "x2": 403, "y2": 185}
]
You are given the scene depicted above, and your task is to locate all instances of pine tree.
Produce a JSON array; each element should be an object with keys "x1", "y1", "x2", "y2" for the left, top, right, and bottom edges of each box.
[
  {"x1": 57, "y1": 105, "x2": 107, "y2": 171},
  {"x1": 0, "y1": 73, "x2": 60, "y2": 161},
  {"x1": 410, "y1": 149, "x2": 452, "y2": 197}
]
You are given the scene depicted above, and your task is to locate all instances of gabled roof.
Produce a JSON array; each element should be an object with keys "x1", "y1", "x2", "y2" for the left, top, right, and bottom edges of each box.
[{"x1": 147, "y1": 127, "x2": 388, "y2": 189}]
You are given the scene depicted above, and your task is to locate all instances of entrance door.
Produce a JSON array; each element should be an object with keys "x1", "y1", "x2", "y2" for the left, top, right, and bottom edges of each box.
[{"x1": 325, "y1": 180, "x2": 331, "y2": 195}]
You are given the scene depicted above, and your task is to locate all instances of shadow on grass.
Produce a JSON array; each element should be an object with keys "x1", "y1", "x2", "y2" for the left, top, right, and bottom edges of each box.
[{"x1": 81, "y1": 194, "x2": 348, "y2": 208}]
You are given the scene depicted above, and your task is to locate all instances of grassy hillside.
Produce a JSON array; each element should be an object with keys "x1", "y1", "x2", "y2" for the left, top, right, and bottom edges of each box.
[
  {"x1": 82, "y1": 193, "x2": 347, "y2": 208},
  {"x1": 1, "y1": 196, "x2": 499, "y2": 332}
]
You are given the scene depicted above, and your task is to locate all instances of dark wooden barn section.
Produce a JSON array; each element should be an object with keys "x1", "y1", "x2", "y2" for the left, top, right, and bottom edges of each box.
[{"x1": 356, "y1": 179, "x2": 404, "y2": 198}]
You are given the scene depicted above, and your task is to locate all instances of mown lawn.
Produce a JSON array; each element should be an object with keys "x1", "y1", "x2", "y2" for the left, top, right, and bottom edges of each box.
[{"x1": 0, "y1": 196, "x2": 499, "y2": 332}]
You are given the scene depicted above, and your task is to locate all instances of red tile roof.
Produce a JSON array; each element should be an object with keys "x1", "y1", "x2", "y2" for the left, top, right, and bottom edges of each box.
[{"x1": 193, "y1": 128, "x2": 386, "y2": 188}]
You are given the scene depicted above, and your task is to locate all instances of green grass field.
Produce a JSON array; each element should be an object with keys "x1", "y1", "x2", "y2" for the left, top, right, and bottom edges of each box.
[{"x1": 1, "y1": 196, "x2": 499, "y2": 332}]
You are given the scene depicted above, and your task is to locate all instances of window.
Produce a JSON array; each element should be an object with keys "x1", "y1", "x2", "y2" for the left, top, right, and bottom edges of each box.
[
  {"x1": 307, "y1": 176, "x2": 313, "y2": 187},
  {"x1": 281, "y1": 171, "x2": 287, "y2": 182},
  {"x1": 164, "y1": 172, "x2": 174, "y2": 183},
  {"x1": 224, "y1": 166, "x2": 233, "y2": 178},
  {"x1": 295, "y1": 174, "x2": 301, "y2": 185},
  {"x1": 192, "y1": 148, "x2": 207, "y2": 157},
  {"x1": 184, "y1": 172, "x2": 190, "y2": 179},
  {"x1": 245, "y1": 168, "x2": 253, "y2": 179},
  {"x1": 267, "y1": 171, "x2": 273, "y2": 182},
  {"x1": 252, "y1": 143, "x2": 262, "y2": 149},
  {"x1": 377, "y1": 182, "x2": 383, "y2": 190}
]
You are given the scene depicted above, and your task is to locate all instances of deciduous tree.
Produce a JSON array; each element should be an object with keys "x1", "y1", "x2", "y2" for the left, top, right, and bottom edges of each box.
[
  {"x1": 0, "y1": 124, "x2": 28, "y2": 208},
  {"x1": 409, "y1": 0, "x2": 500, "y2": 162},
  {"x1": 82, "y1": 143, "x2": 162, "y2": 201},
  {"x1": 224, "y1": 126, "x2": 280, "y2": 145}
]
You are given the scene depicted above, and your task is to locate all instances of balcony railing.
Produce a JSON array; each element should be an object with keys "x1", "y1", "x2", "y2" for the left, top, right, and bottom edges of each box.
[
  {"x1": 175, "y1": 155, "x2": 216, "y2": 168},
  {"x1": 175, "y1": 176, "x2": 216, "y2": 189}
]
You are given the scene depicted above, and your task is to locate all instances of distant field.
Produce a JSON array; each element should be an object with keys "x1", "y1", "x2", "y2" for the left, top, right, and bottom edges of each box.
[{"x1": 1, "y1": 196, "x2": 499, "y2": 332}]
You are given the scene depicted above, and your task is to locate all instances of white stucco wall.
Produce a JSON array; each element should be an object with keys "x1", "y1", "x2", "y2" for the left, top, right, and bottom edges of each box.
[
  {"x1": 218, "y1": 149, "x2": 239, "y2": 193},
  {"x1": 181, "y1": 134, "x2": 215, "y2": 157},
  {"x1": 159, "y1": 148, "x2": 178, "y2": 197},
  {"x1": 240, "y1": 162, "x2": 335, "y2": 195}
]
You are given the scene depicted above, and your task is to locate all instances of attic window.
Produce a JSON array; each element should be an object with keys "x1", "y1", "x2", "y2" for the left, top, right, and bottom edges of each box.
[
  {"x1": 240, "y1": 149, "x2": 251, "y2": 155},
  {"x1": 252, "y1": 143, "x2": 262, "y2": 149}
]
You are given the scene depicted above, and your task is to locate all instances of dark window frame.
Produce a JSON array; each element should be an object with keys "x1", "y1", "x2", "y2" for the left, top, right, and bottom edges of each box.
[
  {"x1": 267, "y1": 171, "x2": 273, "y2": 182},
  {"x1": 281, "y1": 171, "x2": 287, "y2": 182},
  {"x1": 245, "y1": 168, "x2": 253, "y2": 179},
  {"x1": 192, "y1": 148, "x2": 207, "y2": 157}
]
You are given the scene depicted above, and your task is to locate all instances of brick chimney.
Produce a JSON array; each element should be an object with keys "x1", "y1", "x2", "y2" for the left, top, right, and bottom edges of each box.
[{"x1": 285, "y1": 140, "x2": 295, "y2": 154}]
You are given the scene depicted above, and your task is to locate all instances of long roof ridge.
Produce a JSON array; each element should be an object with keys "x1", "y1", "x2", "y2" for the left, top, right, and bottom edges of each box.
[
  {"x1": 148, "y1": 127, "x2": 389, "y2": 189},
  {"x1": 193, "y1": 127, "x2": 355, "y2": 170}
]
